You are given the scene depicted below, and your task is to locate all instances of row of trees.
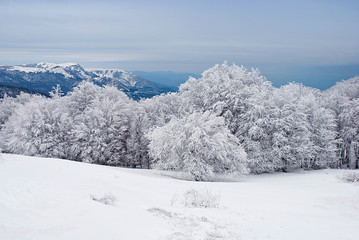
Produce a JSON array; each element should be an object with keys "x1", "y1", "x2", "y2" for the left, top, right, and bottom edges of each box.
[
  {"x1": 0, "y1": 82, "x2": 149, "y2": 168},
  {"x1": 0, "y1": 63, "x2": 358, "y2": 180}
]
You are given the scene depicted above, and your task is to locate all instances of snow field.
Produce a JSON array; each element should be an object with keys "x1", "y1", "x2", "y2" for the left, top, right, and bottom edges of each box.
[{"x1": 0, "y1": 153, "x2": 358, "y2": 240}]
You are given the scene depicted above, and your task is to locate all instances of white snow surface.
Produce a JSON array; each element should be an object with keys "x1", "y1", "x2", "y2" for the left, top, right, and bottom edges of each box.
[
  {"x1": 0, "y1": 153, "x2": 358, "y2": 240},
  {"x1": 89, "y1": 69, "x2": 138, "y2": 87},
  {"x1": 8, "y1": 62, "x2": 83, "y2": 79},
  {"x1": 5, "y1": 63, "x2": 141, "y2": 88}
]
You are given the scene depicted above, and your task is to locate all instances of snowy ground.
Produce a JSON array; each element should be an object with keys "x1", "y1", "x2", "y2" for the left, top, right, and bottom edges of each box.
[{"x1": 0, "y1": 154, "x2": 358, "y2": 240}]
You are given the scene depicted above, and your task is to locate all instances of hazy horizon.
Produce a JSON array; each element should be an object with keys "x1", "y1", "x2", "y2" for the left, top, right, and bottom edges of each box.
[
  {"x1": 0, "y1": 0, "x2": 358, "y2": 89},
  {"x1": 1, "y1": 61, "x2": 358, "y2": 90}
]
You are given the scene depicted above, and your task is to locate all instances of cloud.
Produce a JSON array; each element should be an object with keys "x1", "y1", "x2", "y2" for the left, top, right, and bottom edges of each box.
[{"x1": 0, "y1": 0, "x2": 358, "y2": 71}]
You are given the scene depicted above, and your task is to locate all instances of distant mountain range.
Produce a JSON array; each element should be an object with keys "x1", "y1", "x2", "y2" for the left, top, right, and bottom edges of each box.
[
  {"x1": 133, "y1": 71, "x2": 200, "y2": 88},
  {"x1": 0, "y1": 63, "x2": 176, "y2": 100},
  {"x1": 0, "y1": 84, "x2": 45, "y2": 98}
]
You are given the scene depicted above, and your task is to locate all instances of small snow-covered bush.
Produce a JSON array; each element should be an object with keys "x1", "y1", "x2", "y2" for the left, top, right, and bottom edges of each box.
[
  {"x1": 339, "y1": 170, "x2": 359, "y2": 183},
  {"x1": 182, "y1": 188, "x2": 220, "y2": 208},
  {"x1": 90, "y1": 193, "x2": 117, "y2": 205}
]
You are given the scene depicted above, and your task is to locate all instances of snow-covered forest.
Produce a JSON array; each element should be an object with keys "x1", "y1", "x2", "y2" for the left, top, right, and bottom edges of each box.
[{"x1": 1, "y1": 63, "x2": 358, "y2": 180}]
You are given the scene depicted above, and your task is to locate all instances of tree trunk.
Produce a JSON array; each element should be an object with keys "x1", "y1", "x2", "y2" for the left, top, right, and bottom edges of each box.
[{"x1": 349, "y1": 142, "x2": 357, "y2": 169}]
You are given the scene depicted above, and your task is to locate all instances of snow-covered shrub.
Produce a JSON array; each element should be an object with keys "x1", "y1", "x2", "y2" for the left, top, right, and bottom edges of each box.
[
  {"x1": 147, "y1": 111, "x2": 248, "y2": 181},
  {"x1": 183, "y1": 188, "x2": 220, "y2": 208},
  {"x1": 339, "y1": 170, "x2": 359, "y2": 183},
  {"x1": 90, "y1": 193, "x2": 117, "y2": 205}
]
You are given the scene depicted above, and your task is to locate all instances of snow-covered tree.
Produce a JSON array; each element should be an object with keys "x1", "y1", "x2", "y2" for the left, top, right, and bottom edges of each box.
[
  {"x1": 324, "y1": 76, "x2": 359, "y2": 169},
  {"x1": 0, "y1": 92, "x2": 34, "y2": 130},
  {"x1": 178, "y1": 63, "x2": 277, "y2": 173},
  {"x1": 147, "y1": 111, "x2": 248, "y2": 181},
  {"x1": 177, "y1": 63, "x2": 339, "y2": 172},
  {"x1": 1, "y1": 94, "x2": 71, "y2": 158},
  {"x1": 69, "y1": 84, "x2": 134, "y2": 165},
  {"x1": 339, "y1": 99, "x2": 359, "y2": 169},
  {"x1": 64, "y1": 81, "x2": 101, "y2": 117},
  {"x1": 1, "y1": 62, "x2": 357, "y2": 174},
  {"x1": 271, "y1": 83, "x2": 338, "y2": 171},
  {"x1": 179, "y1": 62, "x2": 272, "y2": 118},
  {"x1": 125, "y1": 103, "x2": 151, "y2": 168},
  {"x1": 140, "y1": 92, "x2": 186, "y2": 128},
  {"x1": 0, "y1": 93, "x2": 35, "y2": 151}
]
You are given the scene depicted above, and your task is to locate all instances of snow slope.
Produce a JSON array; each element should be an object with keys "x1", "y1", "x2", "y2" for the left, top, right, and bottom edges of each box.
[{"x1": 0, "y1": 154, "x2": 358, "y2": 240}]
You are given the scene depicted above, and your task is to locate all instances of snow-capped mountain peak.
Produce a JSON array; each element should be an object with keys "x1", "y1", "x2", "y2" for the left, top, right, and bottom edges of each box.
[
  {"x1": 36, "y1": 62, "x2": 80, "y2": 68},
  {"x1": 0, "y1": 63, "x2": 175, "y2": 99},
  {"x1": 89, "y1": 69, "x2": 139, "y2": 87},
  {"x1": 8, "y1": 62, "x2": 87, "y2": 79}
]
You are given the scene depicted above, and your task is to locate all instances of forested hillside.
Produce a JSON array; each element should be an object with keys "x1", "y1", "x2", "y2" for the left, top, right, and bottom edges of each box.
[{"x1": 1, "y1": 63, "x2": 358, "y2": 180}]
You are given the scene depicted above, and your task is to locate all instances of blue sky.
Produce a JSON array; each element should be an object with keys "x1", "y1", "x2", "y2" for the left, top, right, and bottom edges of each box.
[{"x1": 0, "y1": 0, "x2": 358, "y2": 88}]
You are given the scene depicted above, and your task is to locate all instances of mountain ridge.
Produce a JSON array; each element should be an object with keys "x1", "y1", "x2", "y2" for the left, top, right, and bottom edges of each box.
[
  {"x1": 0, "y1": 63, "x2": 176, "y2": 100},
  {"x1": 0, "y1": 84, "x2": 45, "y2": 98}
]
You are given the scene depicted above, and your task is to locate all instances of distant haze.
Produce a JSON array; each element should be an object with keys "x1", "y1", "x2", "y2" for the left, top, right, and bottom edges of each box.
[
  {"x1": 133, "y1": 71, "x2": 200, "y2": 88},
  {"x1": 0, "y1": 0, "x2": 358, "y2": 89},
  {"x1": 251, "y1": 64, "x2": 359, "y2": 90},
  {"x1": 134, "y1": 65, "x2": 359, "y2": 90}
]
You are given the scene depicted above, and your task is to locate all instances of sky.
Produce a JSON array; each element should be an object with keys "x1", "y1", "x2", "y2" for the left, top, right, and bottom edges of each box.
[{"x1": 0, "y1": 0, "x2": 358, "y2": 89}]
